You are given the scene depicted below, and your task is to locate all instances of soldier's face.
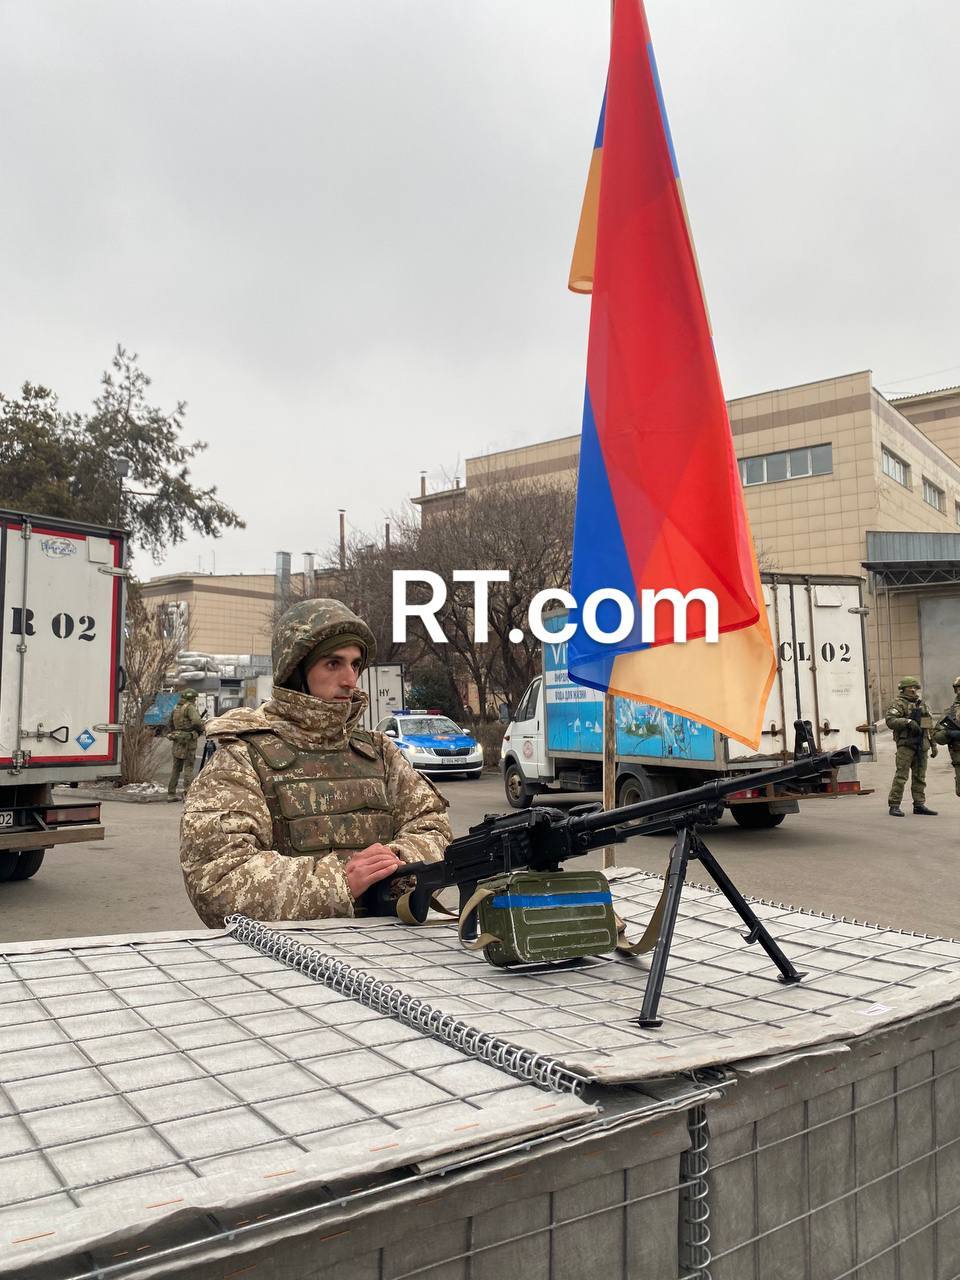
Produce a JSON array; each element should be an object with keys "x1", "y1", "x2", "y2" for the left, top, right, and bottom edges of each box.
[
  {"x1": 305, "y1": 645, "x2": 364, "y2": 702},
  {"x1": 904, "y1": 687, "x2": 920, "y2": 700}
]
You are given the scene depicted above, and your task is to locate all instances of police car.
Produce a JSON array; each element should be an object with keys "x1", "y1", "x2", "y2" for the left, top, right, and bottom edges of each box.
[{"x1": 376, "y1": 710, "x2": 483, "y2": 779}]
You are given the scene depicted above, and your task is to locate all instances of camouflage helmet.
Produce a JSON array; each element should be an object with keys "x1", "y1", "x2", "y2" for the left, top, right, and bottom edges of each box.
[
  {"x1": 273, "y1": 598, "x2": 376, "y2": 689},
  {"x1": 180, "y1": 688, "x2": 198, "y2": 701},
  {"x1": 953, "y1": 675, "x2": 960, "y2": 689},
  {"x1": 898, "y1": 676, "x2": 921, "y2": 690}
]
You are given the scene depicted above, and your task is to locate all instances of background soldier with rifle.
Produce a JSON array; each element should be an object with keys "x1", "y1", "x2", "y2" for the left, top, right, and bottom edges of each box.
[
  {"x1": 168, "y1": 687, "x2": 205, "y2": 802},
  {"x1": 934, "y1": 675, "x2": 960, "y2": 799},
  {"x1": 885, "y1": 676, "x2": 938, "y2": 818}
]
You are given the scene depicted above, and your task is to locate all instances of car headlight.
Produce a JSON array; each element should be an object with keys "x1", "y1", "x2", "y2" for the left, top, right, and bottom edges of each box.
[{"x1": 405, "y1": 745, "x2": 427, "y2": 755}]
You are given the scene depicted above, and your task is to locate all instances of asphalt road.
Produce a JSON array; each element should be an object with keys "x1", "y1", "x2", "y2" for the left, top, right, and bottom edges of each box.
[{"x1": 2, "y1": 738, "x2": 958, "y2": 945}]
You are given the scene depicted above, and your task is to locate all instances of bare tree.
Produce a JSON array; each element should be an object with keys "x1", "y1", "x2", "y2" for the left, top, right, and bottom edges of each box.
[
  {"x1": 754, "y1": 541, "x2": 780, "y2": 573},
  {"x1": 120, "y1": 584, "x2": 183, "y2": 784},
  {"x1": 327, "y1": 475, "x2": 575, "y2": 716},
  {"x1": 333, "y1": 523, "x2": 419, "y2": 666}
]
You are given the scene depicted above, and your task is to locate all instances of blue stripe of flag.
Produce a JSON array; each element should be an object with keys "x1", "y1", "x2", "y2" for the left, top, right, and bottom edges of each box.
[
  {"x1": 594, "y1": 88, "x2": 607, "y2": 148},
  {"x1": 568, "y1": 384, "x2": 648, "y2": 690},
  {"x1": 646, "y1": 43, "x2": 679, "y2": 179}
]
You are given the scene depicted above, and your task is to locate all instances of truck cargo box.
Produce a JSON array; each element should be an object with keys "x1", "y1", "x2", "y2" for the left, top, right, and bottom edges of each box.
[
  {"x1": 0, "y1": 510, "x2": 127, "y2": 873},
  {"x1": 502, "y1": 573, "x2": 873, "y2": 820}
]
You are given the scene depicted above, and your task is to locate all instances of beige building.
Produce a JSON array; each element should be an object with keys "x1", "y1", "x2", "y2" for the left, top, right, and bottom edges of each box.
[
  {"x1": 414, "y1": 370, "x2": 960, "y2": 715},
  {"x1": 139, "y1": 563, "x2": 335, "y2": 657},
  {"x1": 139, "y1": 572, "x2": 277, "y2": 656}
]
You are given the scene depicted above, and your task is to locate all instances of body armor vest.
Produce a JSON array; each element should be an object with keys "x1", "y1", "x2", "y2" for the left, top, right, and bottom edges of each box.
[
  {"x1": 170, "y1": 703, "x2": 202, "y2": 758},
  {"x1": 889, "y1": 697, "x2": 933, "y2": 745},
  {"x1": 241, "y1": 728, "x2": 395, "y2": 858}
]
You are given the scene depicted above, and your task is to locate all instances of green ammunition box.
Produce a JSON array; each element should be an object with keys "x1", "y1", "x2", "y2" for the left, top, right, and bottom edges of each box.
[{"x1": 460, "y1": 869, "x2": 620, "y2": 967}]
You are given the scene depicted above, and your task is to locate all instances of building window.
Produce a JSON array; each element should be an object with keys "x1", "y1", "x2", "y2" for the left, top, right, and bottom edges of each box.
[
  {"x1": 922, "y1": 477, "x2": 946, "y2": 514},
  {"x1": 738, "y1": 443, "x2": 832, "y2": 487},
  {"x1": 956, "y1": 500, "x2": 960, "y2": 526},
  {"x1": 882, "y1": 447, "x2": 909, "y2": 487}
]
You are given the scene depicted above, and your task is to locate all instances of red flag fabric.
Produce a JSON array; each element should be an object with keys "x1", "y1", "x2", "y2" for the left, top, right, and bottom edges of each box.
[{"x1": 567, "y1": 0, "x2": 775, "y2": 748}]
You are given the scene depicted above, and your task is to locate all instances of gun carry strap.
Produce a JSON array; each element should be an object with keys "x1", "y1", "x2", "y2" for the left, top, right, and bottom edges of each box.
[
  {"x1": 396, "y1": 890, "x2": 458, "y2": 926},
  {"x1": 614, "y1": 871, "x2": 670, "y2": 955},
  {"x1": 457, "y1": 886, "x2": 502, "y2": 951}
]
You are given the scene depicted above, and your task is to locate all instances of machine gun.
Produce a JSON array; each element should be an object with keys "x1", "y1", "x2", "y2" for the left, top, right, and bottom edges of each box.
[
  {"x1": 939, "y1": 709, "x2": 960, "y2": 743},
  {"x1": 364, "y1": 743, "x2": 860, "y2": 1028}
]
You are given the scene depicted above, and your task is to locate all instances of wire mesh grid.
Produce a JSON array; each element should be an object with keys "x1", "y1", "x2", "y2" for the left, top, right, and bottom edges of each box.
[
  {"x1": 271, "y1": 870, "x2": 960, "y2": 1081},
  {"x1": 706, "y1": 1049, "x2": 960, "y2": 1280},
  {"x1": 255, "y1": 1048, "x2": 960, "y2": 1280},
  {"x1": 0, "y1": 931, "x2": 590, "y2": 1236},
  {"x1": 228, "y1": 913, "x2": 587, "y2": 1095},
  {"x1": 56, "y1": 1141, "x2": 706, "y2": 1280}
]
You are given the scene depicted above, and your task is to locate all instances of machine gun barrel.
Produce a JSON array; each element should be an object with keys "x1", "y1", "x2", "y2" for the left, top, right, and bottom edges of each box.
[{"x1": 569, "y1": 745, "x2": 860, "y2": 836}]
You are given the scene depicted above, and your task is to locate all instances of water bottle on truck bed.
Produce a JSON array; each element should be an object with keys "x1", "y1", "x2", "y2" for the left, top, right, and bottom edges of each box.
[
  {"x1": 500, "y1": 572, "x2": 874, "y2": 826},
  {"x1": 0, "y1": 510, "x2": 127, "y2": 883}
]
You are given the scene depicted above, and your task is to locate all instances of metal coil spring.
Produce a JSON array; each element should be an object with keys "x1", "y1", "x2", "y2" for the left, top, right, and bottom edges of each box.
[
  {"x1": 226, "y1": 915, "x2": 585, "y2": 1096},
  {"x1": 679, "y1": 1103, "x2": 712, "y2": 1280}
]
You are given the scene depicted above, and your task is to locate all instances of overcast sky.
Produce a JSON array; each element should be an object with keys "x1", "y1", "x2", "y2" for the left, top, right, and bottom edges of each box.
[{"x1": 2, "y1": 0, "x2": 958, "y2": 579}]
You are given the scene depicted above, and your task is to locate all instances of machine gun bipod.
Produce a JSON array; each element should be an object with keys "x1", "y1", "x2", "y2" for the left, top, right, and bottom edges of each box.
[{"x1": 632, "y1": 805, "x2": 806, "y2": 1028}]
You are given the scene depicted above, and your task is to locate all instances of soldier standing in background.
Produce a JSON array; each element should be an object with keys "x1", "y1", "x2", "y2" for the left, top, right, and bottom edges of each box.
[
  {"x1": 167, "y1": 688, "x2": 204, "y2": 801},
  {"x1": 180, "y1": 599, "x2": 452, "y2": 927},
  {"x1": 885, "y1": 676, "x2": 938, "y2": 818},
  {"x1": 934, "y1": 676, "x2": 960, "y2": 799}
]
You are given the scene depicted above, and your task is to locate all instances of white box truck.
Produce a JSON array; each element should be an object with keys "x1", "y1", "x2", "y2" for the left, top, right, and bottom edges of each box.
[
  {"x1": 360, "y1": 663, "x2": 405, "y2": 731},
  {"x1": 0, "y1": 510, "x2": 127, "y2": 882},
  {"x1": 500, "y1": 573, "x2": 873, "y2": 826}
]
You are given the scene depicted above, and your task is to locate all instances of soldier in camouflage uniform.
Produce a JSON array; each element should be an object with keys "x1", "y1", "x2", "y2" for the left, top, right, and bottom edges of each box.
[
  {"x1": 167, "y1": 688, "x2": 204, "y2": 801},
  {"x1": 933, "y1": 676, "x2": 960, "y2": 798},
  {"x1": 885, "y1": 676, "x2": 938, "y2": 817},
  {"x1": 180, "y1": 599, "x2": 452, "y2": 927}
]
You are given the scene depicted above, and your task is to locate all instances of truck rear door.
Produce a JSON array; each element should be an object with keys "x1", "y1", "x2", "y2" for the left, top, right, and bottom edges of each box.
[
  {"x1": 729, "y1": 578, "x2": 871, "y2": 762},
  {"x1": 0, "y1": 516, "x2": 125, "y2": 775}
]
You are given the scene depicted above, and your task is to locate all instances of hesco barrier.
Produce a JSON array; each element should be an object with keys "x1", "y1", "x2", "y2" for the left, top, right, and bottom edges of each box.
[
  {"x1": 706, "y1": 1006, "x2": 960, "y2": 1280},
  {"x1": 1, "y1": 869, "x2": 959, "y2": 1279}
]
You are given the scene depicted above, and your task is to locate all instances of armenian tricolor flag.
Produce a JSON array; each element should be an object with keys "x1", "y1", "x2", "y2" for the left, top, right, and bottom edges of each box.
[{"x1": 567, "y1": 0, "x2": 774, "y2": 749}]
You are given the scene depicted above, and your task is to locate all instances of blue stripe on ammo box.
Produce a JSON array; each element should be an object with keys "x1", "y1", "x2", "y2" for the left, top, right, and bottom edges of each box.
[{"x1": 490, "y1": 892, "x2": 613, "y2": 910}]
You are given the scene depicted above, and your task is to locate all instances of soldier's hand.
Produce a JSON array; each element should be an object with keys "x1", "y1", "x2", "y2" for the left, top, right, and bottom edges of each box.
[{"x1": 345, "y1": 844, "x2": 404, "y2": 899}]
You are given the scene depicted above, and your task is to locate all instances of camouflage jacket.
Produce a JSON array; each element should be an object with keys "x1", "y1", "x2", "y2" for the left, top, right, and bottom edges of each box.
[
  {"x1": 180, "y1": 685, "x2": 452, "y2": 928},
  {"x1": 884, "y1": 695, "x2": 934, "y2": 746},
  {"x1": 934, "y1": 698, "x2": 960, "y2": 747}
]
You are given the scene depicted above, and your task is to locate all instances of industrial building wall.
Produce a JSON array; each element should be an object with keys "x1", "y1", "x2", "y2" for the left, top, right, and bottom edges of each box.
[
  {"x1": 920, "y1": 594, "x2": 960, "y2": 712},
  {"x1": 894, "y1": 386, "x2": 960, "y2": 472},
  {"x1": 730, "y1": 371, "x2": 877, "y2": 578},
  {"x1": 871, "y1": 588, "x2": 924, "y2": 711},
  {"x1": 140, "y1": 572, "x2": 318, "y2": 656}
]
